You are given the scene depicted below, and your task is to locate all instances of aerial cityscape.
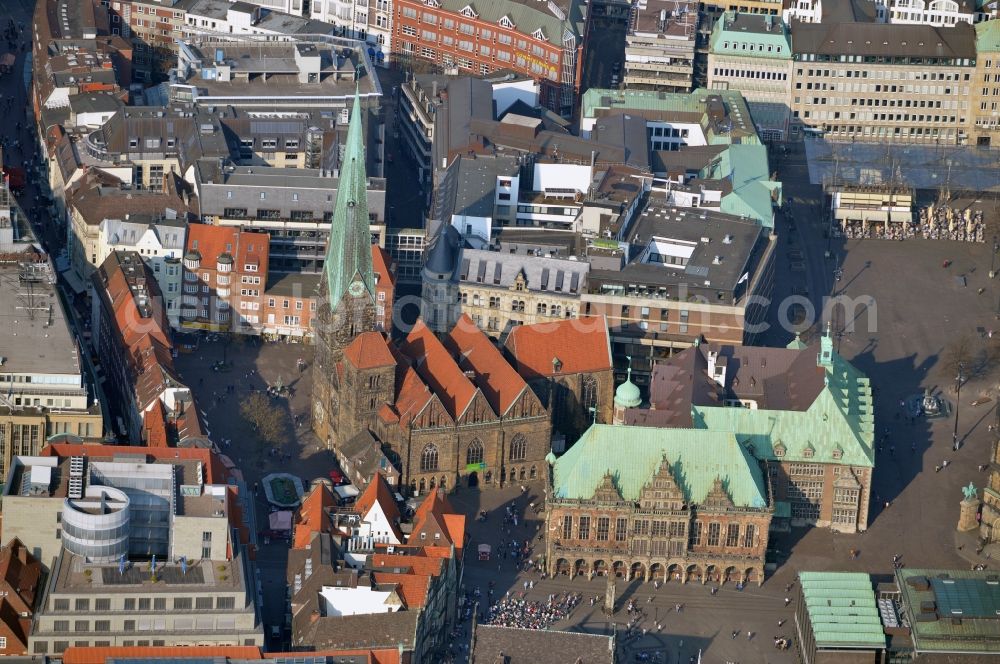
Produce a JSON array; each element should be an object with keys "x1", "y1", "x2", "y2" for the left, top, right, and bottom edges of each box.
[{"x1": 2, "y1": 0, "x2": 1000, "y2": 662}]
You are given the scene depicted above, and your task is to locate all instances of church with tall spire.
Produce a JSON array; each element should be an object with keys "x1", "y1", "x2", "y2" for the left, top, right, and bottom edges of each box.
[{"x1": 312, "y1": 89, "x2": 380, "y2": 446}]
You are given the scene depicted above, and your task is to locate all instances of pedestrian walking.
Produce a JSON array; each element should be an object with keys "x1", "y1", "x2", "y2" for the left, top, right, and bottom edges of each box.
[
  {"x1": 731, "y1": 630, "x2": 738, "y2": 640},
  {"x1": 784, "y1": 597, "x2": 791, "y2": 606}
]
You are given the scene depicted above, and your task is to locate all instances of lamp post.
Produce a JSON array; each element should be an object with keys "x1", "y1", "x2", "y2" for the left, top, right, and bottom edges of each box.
[
  {"x1": 991, "y1": 236, "x2": 998, "y2": 279},
  {"x1": 953, "y1": 362, "x2": 965, "y2": 451}
]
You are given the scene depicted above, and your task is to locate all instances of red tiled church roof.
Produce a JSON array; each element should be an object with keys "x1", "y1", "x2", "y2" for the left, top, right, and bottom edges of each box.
[
  {"x1": 444, "y1": 315, "x2": 527, "y2": 416},
  {"x1": 504, "y1": 316, "x2": 612, "y2": 380},
  {"x1": 344, "y1": 332, "x2": 396, "y2": 370},
  {"x1": 397, "y1": 321, "x2": 478, "y2": 419}
]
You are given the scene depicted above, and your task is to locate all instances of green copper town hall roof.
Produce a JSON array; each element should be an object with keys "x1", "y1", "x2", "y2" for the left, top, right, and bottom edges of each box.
[
  {"x1": 693, "y1": 332, "x2": 876, "y2": 467},
  {"x1": 322, "y1": 87, "x2": 375, "y2": 310},
  {"x1": 552, "y1": 424, "x2": 769, "y2": 508}
]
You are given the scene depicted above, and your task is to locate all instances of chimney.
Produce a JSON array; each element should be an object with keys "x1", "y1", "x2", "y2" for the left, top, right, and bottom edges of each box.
[
  {"x1": 17, "y1": 544, "x2": 27, "y2": 565},
  {"x1": 432, "y1": 80, "x2": 438, "y2": 99},
  {"x1": 310, "y1": 609, "x2": 320, "y2": 623}
]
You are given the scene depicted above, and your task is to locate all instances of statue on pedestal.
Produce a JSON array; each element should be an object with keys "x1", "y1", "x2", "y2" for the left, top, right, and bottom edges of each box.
[{"x1": 958, "y1": 482, "x2": 981, "y2": 532}]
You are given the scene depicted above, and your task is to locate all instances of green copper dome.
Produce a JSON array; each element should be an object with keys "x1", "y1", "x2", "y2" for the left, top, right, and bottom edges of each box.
[{"x1": 615, "y1": 368, "x2": 641, "y2": 409}]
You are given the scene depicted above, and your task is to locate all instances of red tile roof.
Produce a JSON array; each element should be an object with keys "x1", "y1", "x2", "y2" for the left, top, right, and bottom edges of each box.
[
  {"x1": 372, "y1": 572, "x2": 429, "y2": 608},
  {"x1": 186, "y1": 224, "x2": 240, "y2": 265},
  {"x1": 236, "y1": 231, "x2": 269, "y2": 274},
  {"x1": 0, "y1": 538, "x2": 41, "y2": 618},
  {"x1": 62, "y1": 646, "x2": 263, "y2": 664},
  {"x1": 0, "y1": 600, "x2": 28, "y2": 654},
  {"x1": 504, "y1": 316, "x2": 612, "y2": 380},
  {"x1": 293, "y1": 483, "x2": 335, "y2": 550},
  {"x1": 371, "y1": 553, "x2": 445, "y2": 579},
  {"x1": 142, "y1": 400, "x2": 169, "y2": 448},
  {"x1": 344, "y1": 332, "x2": 396, "y2": 370},
  {"x1": 445, "y1": 315, "x2": 527, "y2": 416},
  {"x1": 372, "y1": 245, "x2": 396, "y2": 289},
  {"x1": 95, "y1": 251, "x2": 204, "y2": 445},
  {"x1": 410, "y1": 489, "x2": 465, "y2": 554},
  {"x1": 388, "y1": 366, "x2": 434, "y2": 427},
  {"x1": 397, "y1": 321, "x2": 478, "y2": 419},
  {"x1": 354, "y1": 473, "x2": 403, "y2": 542}
]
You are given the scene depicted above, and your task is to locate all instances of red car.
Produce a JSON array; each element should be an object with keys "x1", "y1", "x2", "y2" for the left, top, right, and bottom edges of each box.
[{"x1": 329, "y1": 469, "x2": 346, "y2": 485}]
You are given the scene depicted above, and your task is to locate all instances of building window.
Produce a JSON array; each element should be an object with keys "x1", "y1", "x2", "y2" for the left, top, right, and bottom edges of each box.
[
  {"x1": 726, "y1": 523, "x2": 740, "y2": 547},
  {"x1": 707, "y1": 522, "x2": 721, "y2": 546},
  {"x1": 596, "y1": 517, "x2": 610, "y2": 541},
  {"x1": 832, "y1": 508, "x2": 856, "y2": 524},
  {"x1": 562, "y1": 515, "x2": 573, "y2": 539},
  {"x1": 466, "y1": 439, "x2": 484, "y2": 466},
  {"x1": 743, "y1": 524, "x2": 755, "y2": 547},
  {"x1": 615, "y1": 517, "x2": 627, "y2": 541},
  {"x1": 75, "y1": 599, "x2": 89, "y2": 611},
  {"x1": 509, "y1": 433, "x2": 527, "y2": 461},
  {"x1": 581, "y1": 375, "x2": 598, "y2": 415},
  {"x1": 578, "y1": 515, "x2": 590, "y2": 539},
  {"x1": 690, "y1": 521, "x2": 702, "y2": 546},
  {"x1": 420, "y1": 444, "x2": 439, "y2": 472}
]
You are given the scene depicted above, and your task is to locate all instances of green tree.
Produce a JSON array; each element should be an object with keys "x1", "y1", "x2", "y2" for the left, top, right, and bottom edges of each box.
[{"x1": 240, "y1": 392, "x2": 288, "y2": 453}]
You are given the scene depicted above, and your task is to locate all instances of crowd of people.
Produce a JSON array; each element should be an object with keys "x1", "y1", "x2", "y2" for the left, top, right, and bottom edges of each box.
[{"x1": 482, "y1": 592, "x2": 582, "y2": 630}]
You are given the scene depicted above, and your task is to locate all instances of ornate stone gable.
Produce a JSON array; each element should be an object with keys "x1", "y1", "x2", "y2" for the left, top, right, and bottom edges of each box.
[
  {"x1": 591, "y1": 472, "x2": 623, "y2": 503},
  {"x1": 701, "y1": 477, "x2": 735, "y2": 510},
  {"x1": 639, "y1": 455, "x2": 686, "y2": 510}
]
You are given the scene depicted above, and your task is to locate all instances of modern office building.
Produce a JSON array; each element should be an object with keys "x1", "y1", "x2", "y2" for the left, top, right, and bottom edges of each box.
[
  {"x1": 788, "y1": 20, "x2": 976, "y2": 143},
  {"x1": 0, "y1": 445, "x2": 261, "y2": 654},
  {"x1": 972, "y1": 18, "x2": 1000, "y2": 145},
  {"x1": 0, "y1": 256, "x2": 104, "y2": 479},
  {"x1": 707, "y1": 12, "x2": 794, "y2": 140},
  {"x1": 623, "y1": 0, "x2": 697, "y2": 92}
]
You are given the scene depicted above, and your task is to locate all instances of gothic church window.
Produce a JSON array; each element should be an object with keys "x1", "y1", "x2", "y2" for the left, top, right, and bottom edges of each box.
[
  {"x1": 582, "y1": 375, "x2": 598, "y2": 413},
  {"x1": 467, "y1": 439, "x2": 484, "y2": 465},
  {"x1": 420, "y1": 444, "x2": 439, "y2": 471},
  {"x1": 509, "y1": 434, "x2": 527, "y2": 461}
]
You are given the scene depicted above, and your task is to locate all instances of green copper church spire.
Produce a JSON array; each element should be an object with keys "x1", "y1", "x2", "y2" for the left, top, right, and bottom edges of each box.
[{"x1": 323, "y1": 87, "x2": 375, "y2": 309}]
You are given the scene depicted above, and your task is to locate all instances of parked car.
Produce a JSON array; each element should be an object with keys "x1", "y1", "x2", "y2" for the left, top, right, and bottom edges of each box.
[{"x1": 329, "y1": 469, "x2": 347, "y2": 485}]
